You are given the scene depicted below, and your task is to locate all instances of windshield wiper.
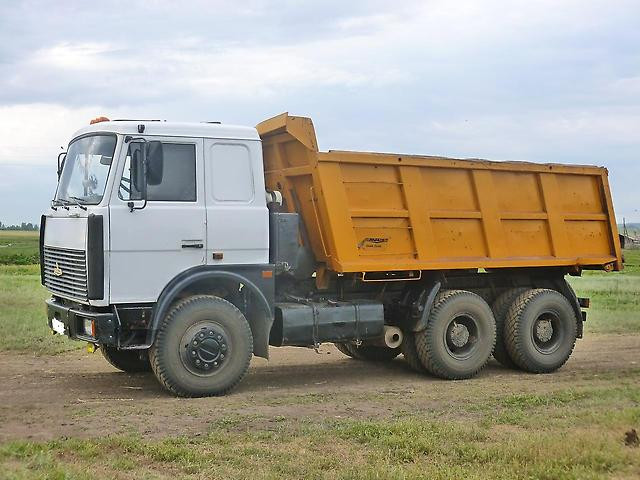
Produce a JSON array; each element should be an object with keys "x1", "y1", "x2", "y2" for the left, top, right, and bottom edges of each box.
[
  {"x1": 52, "y1": 197, "x2": 87, "y2": 211},
  {"x1": 67, "y1": 196, "x2": 88, "y2": 211},
  {"x1": 52, "y1": 199, "x2": 70, "y2": 210}
]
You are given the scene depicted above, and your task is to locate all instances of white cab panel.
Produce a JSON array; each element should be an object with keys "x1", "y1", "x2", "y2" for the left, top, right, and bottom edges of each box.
[
  {"x1": 43, "y1": 216, "x2": 87, "y2": 250},
  {"x1": 204, "y1": 139, "x2": 269, "y2": 265},
  {"x1": 108, "y1": 137, "x2": 207, "y2": 303}
]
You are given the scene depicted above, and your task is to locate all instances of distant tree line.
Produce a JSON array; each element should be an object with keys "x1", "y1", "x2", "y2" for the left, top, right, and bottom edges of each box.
[{"x1": 0, "y1": 221, "x2": 39, "y2": 231}]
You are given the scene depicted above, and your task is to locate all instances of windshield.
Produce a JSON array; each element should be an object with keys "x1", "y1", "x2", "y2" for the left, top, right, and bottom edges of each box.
[{"x1": 55, "y1": 134, "x2": 117, "y2": 205}]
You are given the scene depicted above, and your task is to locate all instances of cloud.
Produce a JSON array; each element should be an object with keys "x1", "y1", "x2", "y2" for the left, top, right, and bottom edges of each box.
[
  {"x1": 0, "y1": 103, "x2": 116, "y2": 166},
  {"x1": 30, "y1": 42, "x2": 117, "y2": 71},
  {"x1": 0, "y1": 0, "x2": 639, "y2": 222}
]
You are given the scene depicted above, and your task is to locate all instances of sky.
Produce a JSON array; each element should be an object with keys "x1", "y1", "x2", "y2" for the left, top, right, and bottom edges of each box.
[{"x1": 0, "y1": 0, "x2": 639, "y2": 225}]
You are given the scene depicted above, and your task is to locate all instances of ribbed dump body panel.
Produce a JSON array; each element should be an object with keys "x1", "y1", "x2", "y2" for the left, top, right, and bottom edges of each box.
[
  {"x1": 257, "y1": 113, "x2": 623, "y2": 274},
  {"x1": 43, "y1": 246, "x2": 88, "y2": 301}
]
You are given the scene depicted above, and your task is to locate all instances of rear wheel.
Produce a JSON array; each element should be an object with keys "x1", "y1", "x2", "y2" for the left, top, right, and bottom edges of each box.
[
  {"x1": 504, "y1": 289, "x2": 577, "y2": 373},
  {"x1": 401, "y1": 332, "x2": 425, "y2": 372},
  {"x1": 342, "y1": 343, "x2": 400, "y2": 362},
  {"x1": 415, "y1": 290, "x2": 496, "y2": 379},
  {"x1": 491, "y1": 288, "x2": 527, "y2": 369},
  {"x1": 334, "y1": 343, "x2": 355, "y2": 357},
  {"x1": 102, "y1": 346, "x2": 151, "y2": 373},
  {"x1": 149, "y1": 295, "x2": 253, "y2": 397}
]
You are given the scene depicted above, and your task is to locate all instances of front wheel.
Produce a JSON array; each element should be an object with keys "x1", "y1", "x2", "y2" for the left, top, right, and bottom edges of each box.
[
  {"x1": 101, "y1": 345, "x2": 151, "y2": 373},
  {"x1": 149, "y1": 295, "x2": 253, "y2": 397}
]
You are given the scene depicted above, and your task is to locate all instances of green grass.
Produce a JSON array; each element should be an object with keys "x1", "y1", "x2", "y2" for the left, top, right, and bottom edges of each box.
[
  {"x1": 0, "y1": 264, "x2": 79, "y2": 354},
  {"x1": 567, "y1": 249, "x2": 640, "y2": 334},
  {"x1": 2, "y1": 381, "x2": 639, "y2": 479},
  {"x1": 0, "y1": 231, "x2": 39, "y2": 265}
]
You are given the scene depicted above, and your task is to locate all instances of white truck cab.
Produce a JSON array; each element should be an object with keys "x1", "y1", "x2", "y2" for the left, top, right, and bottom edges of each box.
[
  {"x1": 45, "y1": 120, "x2": 269, "y2": 306},
  {"x1": 43, "y1": 119, "x2": 282, "y2": 395}
]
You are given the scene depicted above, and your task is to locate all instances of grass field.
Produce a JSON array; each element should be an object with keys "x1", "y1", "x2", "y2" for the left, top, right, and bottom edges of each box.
[
  {"x1": 0, "y1": 264, "x2": 79, "y2": 354},
  {"x1": 568, "y1": 249, "x2": 640, "y2": 334},
  {"x1": 0, "y1": 231, "x2": 40, "y2": 265},
  {"x1": 2, "y1": 388, "x2": 640, "y2": 480},
  {"x1": 1, "y1": 345, "x2": 639, "y2": 479},
  {"x1": 1, "y1": 232, "x2": 638, "y2": 479}
]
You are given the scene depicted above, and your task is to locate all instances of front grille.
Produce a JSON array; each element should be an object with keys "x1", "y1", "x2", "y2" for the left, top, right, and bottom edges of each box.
[{"x1": 43, "y1": 246, "x2": 88, "y2": 301}]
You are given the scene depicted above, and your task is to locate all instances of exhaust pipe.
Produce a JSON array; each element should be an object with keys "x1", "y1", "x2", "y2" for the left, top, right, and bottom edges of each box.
[{"x1": 383, "y1": 326, "x2": 403, "y2": 349}]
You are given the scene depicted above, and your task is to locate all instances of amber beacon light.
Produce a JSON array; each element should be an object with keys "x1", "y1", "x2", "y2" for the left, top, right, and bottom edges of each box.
[{"x1": 89, "y1": 116, "x2": 110, "y2": 125}]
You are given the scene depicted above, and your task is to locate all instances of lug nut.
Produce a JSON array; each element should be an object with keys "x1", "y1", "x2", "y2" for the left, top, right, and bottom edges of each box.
[
  {"x1": 192, "y1": 340, "x2": 198, "y2": 346},
  {"x1": 195, "y1": 359, "x2": 201, "y2": 365},
  {"x1": 217, "y1": 335, "x2": 222, "y2": 340},
  {"x1": 204, "y1": 364, "x2": 209, "y2": 369},
  {"x1": 220, "y1": 354, "x2": 225, "y2": 359},
  {"x1": 199, "y1": 333, "x2": 205, "y2": 338},
  {"x1": 191, "y1": 350, "x2": 196, "y2": 356}
]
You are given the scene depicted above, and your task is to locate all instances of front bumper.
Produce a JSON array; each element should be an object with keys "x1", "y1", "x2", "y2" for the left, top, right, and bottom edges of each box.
[{"x1": 46, "y1": 297, "x2": 117, "y2": 345}]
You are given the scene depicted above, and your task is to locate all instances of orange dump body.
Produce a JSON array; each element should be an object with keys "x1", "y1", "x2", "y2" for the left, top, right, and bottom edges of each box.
[{"x1": 257, "y1": 113, "x2": 622, "y2": 274}]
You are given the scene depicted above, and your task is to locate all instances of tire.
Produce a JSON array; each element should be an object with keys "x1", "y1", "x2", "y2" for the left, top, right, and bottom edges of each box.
[
  {"x1": 504, "y1": 289, "x2": 577, "y2": 373},
  {"x1": 149, "y1": 295, "x2": 253, "y2": 397},
  {"x1": 415, "y1": 290, "x2": 496, "y2": 380},
  {"x1": 401, "y1": 332, "x2": 426, "y2": 372},
  {"x1": 101, "y1": 346, "x2": 151, "y2": 373},
  {"x1": 334, "y1": 343, "x2": 355, "y2": 357},
  {"x1": 490, "y1": 288, "x2": 528, "y2": 369},
  {"x1": 345, "y1": 343, "x2": 401, "y2": 362}
]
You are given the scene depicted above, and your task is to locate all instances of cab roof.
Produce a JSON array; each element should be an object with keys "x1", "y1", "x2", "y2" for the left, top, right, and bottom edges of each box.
[{"x1": 70, "y1": 120, "x2": 261, "y2": 143}]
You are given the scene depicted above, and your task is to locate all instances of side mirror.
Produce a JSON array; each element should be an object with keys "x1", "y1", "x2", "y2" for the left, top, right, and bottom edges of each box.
[
  {"x1": 146, "y1": 141, "x2": 164, "y2": 185},
  {"x1": 130, "y1": 147, "x2": 146, "y2": 195}
]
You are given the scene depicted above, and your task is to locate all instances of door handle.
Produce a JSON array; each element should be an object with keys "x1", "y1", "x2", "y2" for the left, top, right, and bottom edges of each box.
[{"x1": 181, "y1": 241, "x2": 203, "y2": 249}]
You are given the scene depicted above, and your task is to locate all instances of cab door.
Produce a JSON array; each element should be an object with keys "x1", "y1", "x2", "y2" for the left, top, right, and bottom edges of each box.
[
  {"x1": 203, "y1": 139, "x2": 269, "y2": 265},
  {"x1": 109, "y1": 137, "x2": 206, "y2": 303}
]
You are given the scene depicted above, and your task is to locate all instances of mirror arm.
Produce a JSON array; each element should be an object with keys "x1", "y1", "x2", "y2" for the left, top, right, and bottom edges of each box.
[
  {"x1": 57, "y1": 152, "x2": 66, "y2": 179},
  {"x1": 127, "y1": 198, "x2": 147, "y2": 213}
]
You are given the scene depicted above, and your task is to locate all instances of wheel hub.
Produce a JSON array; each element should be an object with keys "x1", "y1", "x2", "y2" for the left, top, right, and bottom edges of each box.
[
  {"x1": 535, "y1": 318, "x2": 553, "y2": 343},
  {"x1": 187, "y1": 328, "x2": 228, "y2": 372},
  {"x1": 448, "y1": 322, "x2": 470, "y2": 348}
]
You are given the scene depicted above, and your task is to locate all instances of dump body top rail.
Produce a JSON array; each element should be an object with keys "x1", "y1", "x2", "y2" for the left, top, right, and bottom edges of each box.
[{"x1": 257, "y1": 113, "x2": 622, "y2": 274}]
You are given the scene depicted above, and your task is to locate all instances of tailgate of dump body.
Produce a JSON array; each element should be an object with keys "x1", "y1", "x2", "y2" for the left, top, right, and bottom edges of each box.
[{"x1": 257, "y1": 113, "x2": 623, "y2": 274}]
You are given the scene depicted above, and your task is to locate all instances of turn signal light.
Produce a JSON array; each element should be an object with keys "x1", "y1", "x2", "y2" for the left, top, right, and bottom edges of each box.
[{"x1": 83, "y1": 318, "x2": 96, "y2": 336}]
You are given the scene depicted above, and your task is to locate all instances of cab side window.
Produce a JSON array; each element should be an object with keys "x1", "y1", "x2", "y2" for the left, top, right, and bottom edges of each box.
[{"x1": 119, "y1": 143, "x2": 196, "y2": 202}]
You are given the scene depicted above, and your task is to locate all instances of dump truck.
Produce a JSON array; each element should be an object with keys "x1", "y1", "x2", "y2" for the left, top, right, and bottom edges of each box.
[{"x1": 41, "y1": 113, "x2": 623, "y2": 396}]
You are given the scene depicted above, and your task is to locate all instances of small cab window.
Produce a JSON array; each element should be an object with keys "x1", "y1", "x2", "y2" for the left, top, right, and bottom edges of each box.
[
  {"x1": 210, "y1": 143, "x2": 253, "y2": 202},
  {"x1": 119, "y1": 143, "x2": 196, "y2": 202}
]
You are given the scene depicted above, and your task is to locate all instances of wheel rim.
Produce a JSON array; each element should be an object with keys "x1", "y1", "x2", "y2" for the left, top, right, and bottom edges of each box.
[
  {"x1": 179, "y1": 321, "x2": 231, "y2": 377},
  {"x1": 530, "y1": 309, "x2": 564, "y2": 354},
  {"x1": 443, "y1": 313, "x2": 479, "y2": 360}
]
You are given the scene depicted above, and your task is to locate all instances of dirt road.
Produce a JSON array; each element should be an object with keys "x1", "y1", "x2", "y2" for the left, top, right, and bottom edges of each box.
[{"x1": 1, "y1": 333, "x2": 638, "y2": 442}]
